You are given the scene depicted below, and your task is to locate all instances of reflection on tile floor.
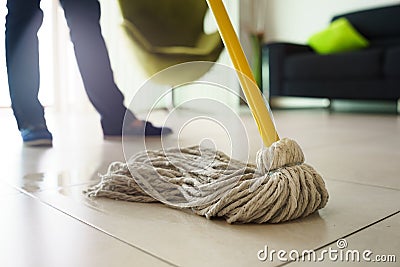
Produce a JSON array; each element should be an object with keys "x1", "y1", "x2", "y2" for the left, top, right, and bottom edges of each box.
[{"x1": 0, "y1": 107, "x2": 399, "y2": 266}]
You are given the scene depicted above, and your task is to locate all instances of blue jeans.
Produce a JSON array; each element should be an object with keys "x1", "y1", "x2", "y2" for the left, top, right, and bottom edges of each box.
[{"x1": 6, "y1": 0, "x2": 135, "y2": 134}]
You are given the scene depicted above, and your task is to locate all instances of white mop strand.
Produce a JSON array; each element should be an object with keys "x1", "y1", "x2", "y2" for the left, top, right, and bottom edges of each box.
[{"x1": 85, "y1": 138, "x2": 329, "y2": 224}]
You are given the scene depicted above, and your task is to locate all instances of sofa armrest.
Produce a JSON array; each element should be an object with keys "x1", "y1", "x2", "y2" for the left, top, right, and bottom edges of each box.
[{"x1": 262, "y1": 43, "x2": 313, "y2": 96}]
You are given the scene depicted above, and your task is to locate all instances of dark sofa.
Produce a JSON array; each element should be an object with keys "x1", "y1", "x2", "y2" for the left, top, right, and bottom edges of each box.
[{"x1": 262, "y1": 4, "x2": 400, "y2": 103}]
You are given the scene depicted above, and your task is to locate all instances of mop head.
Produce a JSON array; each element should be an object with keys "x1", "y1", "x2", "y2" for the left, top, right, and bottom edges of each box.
[{"x1": 85, "y1": 138, "x2": 328, "y2": 224}]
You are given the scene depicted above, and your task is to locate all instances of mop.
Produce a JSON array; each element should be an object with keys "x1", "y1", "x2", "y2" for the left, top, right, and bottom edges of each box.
[{"x1": 85, "y1": 0, "x2": 329, "y2": 224}]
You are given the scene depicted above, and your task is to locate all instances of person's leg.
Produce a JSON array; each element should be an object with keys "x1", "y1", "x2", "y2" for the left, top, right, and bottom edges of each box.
[
  {"x1": 59, "y1": 0, "x2": 136, "y2": 135},
  {"x1": 5, "y1": 0, "x2": 47, "y2": 130},
  {"x1": 59, "y1": 0, "x2": 171, "y2": 136}
]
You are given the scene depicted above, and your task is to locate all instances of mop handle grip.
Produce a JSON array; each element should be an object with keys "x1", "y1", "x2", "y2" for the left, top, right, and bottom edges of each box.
[{"x1": 206, "y1": 0, "x2": 279, "y2": 146}]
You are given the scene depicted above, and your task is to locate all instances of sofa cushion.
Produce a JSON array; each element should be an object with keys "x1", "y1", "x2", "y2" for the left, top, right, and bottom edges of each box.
[
  {"x1": 284, "y1": 48, "x2": 382, "y2": 80},
  {"x1": 308, "y1": 18, "x2": 369, "y2": 54},
  {"x1": 370, "y1": 37, "x2": 400, "y2": 48},
  {"x1": 332, "y1": 5, "x2": 400, "y2": 40},
  {"x1": 384, "y1": 47, "x2": 400, "y2": 78}
]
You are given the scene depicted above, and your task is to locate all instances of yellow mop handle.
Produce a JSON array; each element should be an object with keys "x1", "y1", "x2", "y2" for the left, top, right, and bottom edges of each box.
[{"x1": 206, "y1": 0, "x2": 279, "y2": 146}]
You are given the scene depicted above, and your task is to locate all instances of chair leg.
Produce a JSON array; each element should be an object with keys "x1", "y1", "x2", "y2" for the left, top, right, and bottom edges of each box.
[
  {"x1": 327, "y1": 99, "x2": 334, "y2": 113},
  {"x1": 164, "y1": 86, "x2": 175, "y2": 111},
  {"x1": 171, "y1": 88, "x2": 175, "y2": 107}
]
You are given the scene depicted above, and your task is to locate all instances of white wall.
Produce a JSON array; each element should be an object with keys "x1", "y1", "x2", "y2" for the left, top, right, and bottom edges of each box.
[{"x1": 263, "y1": 0, "x2": 400, "y2": 43}]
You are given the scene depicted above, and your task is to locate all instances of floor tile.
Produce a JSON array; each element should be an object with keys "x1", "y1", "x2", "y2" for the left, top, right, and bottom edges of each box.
[
  {"x1": 34, "y1": 179, "x2": 400, "y2": 267},
  {"x1": 1, "y1": 147, "x2": 113, "y2": 193},
  {"x1": 272, "y1": 110, "x2": 400, "y2": 150},
  {"x1": 306, "y1": 142, "x2": 400, "y2": 190},
  {"x1": 286, "y1": 213, "x2": 400, "y2": 266},
  {"x1": 1, "y1": 135, "x2": 126, "y2": 193},
  {"x1": 0, "y1": 194, "x2": 174, "y2": 267}
]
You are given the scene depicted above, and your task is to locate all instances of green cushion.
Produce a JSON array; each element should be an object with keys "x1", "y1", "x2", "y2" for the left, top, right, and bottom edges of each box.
[{"x1": 308, "y1": 18, "x2": 369, "y2": 54}]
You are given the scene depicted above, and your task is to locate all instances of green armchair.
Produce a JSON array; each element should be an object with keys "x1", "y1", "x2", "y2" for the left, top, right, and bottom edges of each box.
[{"x1": 117, "y1": 0, "x2": 224, "y2": 85}]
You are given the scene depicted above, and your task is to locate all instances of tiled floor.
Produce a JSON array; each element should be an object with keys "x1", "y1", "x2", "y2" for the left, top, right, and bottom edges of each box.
[{"x1": 0, "y1": 106, "x2": 399, "y2": 267}]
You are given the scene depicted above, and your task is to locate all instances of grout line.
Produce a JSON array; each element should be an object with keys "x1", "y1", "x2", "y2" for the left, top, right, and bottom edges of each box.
[
  {"x1": 15, "y1": 187, "x2": 180, "y2": 267},
  {"x1": 278, "y1": 210, "x2": 400, "y2": 266}
]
